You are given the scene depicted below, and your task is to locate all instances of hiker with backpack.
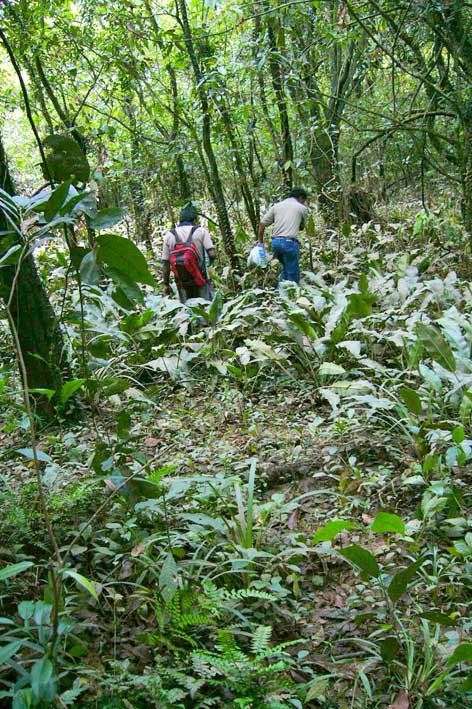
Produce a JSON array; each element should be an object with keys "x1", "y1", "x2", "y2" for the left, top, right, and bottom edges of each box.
[{"x1": 162, "y1": 204, "x2": 216, "y2": 302}]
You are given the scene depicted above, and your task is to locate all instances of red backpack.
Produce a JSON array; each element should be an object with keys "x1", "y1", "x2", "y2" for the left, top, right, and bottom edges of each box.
[{"x1": 169, "y1": 226, "x2": 207, "y2": 288}]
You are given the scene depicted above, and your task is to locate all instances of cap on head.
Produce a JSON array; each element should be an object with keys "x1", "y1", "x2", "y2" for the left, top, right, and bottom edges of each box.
[{"x1": 179, "y1": 203, "x2": 198, "y2": 222}]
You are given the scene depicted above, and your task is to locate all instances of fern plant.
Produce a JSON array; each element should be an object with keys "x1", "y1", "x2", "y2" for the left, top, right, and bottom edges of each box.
[{"x1": 189, "y1": 626, "x2": 304, "y2": 708}]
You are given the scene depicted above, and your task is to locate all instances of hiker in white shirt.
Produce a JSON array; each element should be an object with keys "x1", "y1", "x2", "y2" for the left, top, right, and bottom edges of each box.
[{"x1": 258, "y1": 188, "x2": 308, "y2": 285}]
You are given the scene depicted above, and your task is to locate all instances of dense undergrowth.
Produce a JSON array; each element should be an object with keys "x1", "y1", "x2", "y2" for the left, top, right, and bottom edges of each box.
[{"x1": 1, "y1": 205, "x2": 472, "y2": 707}]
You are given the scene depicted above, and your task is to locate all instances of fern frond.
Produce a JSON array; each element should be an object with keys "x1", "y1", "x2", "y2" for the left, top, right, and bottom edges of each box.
[
  {"x1": 202, "y1": 579, "x2": 222, "y2": 605},
  {"x1": 250, "y1": 625, "x2": 272, "y2": 655},
  {"x1": 179, "y1": 610, "x2": 215, "y2": 628},
  {"x1": 228, "y1": 588, "x2": 276, "y2": 602},
  {"x1": 256, "y1": 638, "x2": 302, "y2": 660},
  {"x1": 191, "y1": 652, "x2": 223, "y2": 678}
]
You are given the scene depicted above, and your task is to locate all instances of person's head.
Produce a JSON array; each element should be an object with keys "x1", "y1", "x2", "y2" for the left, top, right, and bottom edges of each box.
[
  {"x1": 288, "y1": 187, "x2": 308, "y2": 204},
  {"x1": 179, "y1": 204, "x2": 198, "y2": 223}
]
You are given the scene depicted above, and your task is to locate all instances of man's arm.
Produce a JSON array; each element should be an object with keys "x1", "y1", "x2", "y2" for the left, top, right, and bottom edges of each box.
[
  {"x1": 162, "y1": 260, "x2": 171, "y2": 294},
  {"x1": 201, "y1": 228, "x2": 216, "y2": 263},
  {"x1": 299, "y1": 205, "x2": 309, "y2": 231},
  {"x1": 258, "y1": 223, "x2": 266, "y2": 244}
]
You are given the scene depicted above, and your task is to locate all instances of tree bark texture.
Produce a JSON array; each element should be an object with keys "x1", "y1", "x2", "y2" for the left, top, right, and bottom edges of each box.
[{"x1": 0, "y1": 134, "x2": 67, "y2": 418}]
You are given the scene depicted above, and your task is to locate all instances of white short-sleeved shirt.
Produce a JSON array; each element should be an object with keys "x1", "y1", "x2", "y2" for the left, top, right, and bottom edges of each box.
[
  {"x1": 261, "y1": 197, "x2": 308, "y2": 238},
  {"x1": 162, "y1": 224, "x2": 214, "y2": 262}
]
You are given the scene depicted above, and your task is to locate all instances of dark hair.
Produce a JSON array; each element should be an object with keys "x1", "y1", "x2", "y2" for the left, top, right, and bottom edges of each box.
[
  {"x1": 179, "y1": 204, "x2": 198, "y2": 222},
  {"x1": 288, "y1": 188, "x2": 308, "y2": 200}
]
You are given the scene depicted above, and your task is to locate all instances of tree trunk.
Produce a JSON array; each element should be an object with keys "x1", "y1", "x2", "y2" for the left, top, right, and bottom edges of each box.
[
  {"x1": 123, "y1": 95, "x2": 153, "y2": 249},
  {"x1": 176, "y1": 0, "x2": 238, "y2": 270},
  {"x1": 219, "y1": 99, "x2": 259, "y2": 235},
  {"x1": 310, "y1": 125, "x2": 342, "y2": 224},
  {"x1": 461, "y1": 124, "x2": 472, "y2": 242},
  {"x1": 0, "y1": 134, "x2": 67, "y2": 419},
  {"x1": 167, "y1": 64, "x2": 192, "y2": 203},
  {"x1": 265, "y1": 10, "x2": 294, "y2": 190}
]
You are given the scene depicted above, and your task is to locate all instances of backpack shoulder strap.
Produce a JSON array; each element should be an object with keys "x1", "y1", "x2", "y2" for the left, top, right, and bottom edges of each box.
[
  {"x1": 185, "y1": 225, "x2": 200, "y2": 244},
  {"x1": 170, "y1": 228, "x2": 183, "y2": 245}
]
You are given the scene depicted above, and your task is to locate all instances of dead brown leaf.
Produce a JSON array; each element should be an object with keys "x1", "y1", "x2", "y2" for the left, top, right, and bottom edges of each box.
[
  {"x1": 144, "y1": 437, "x2": 162, "y2": 447},
  {"x1": 131, "y1": 542, "x2": 146, "y2": 557},
  {"x1": 388, "y1": 690, "x2": 409, "y2": 709}
]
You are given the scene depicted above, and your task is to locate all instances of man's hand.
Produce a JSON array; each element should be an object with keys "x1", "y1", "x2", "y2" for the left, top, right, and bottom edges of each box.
[
  {"x1": 257, "y1": 223, "x2": 266, "y2": 244},
  {"x1": 163, "y1": 284, "x2": 171, "y2": 296}
]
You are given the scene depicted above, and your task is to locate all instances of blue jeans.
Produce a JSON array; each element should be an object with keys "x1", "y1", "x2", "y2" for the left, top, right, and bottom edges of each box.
[{"x1": 271, "y1": 237, "x2": 300, "y2": 284}]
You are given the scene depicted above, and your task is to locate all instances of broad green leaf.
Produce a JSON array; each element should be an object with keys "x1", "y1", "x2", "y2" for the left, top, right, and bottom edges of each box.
[
  {"x1": 398, "y1": 386, "x2": 422, "y2": 415},
  {"x1": 371, "y1": 512, "x2": 405, "y2": 535},
  {"x1": 44, "y1": 181, "x2": 71, "y2": 221},
  {"x1": 79, "y1": 251, "x2": 101, "y2": 285},
  {"x1": 62, "y1": 569, "x2": 99, "y2": 601},
  {"x1": 305, "y1": 678, "x2": 329, "y2": 700},
  {"x1": 388, "y1": 558, "x2": 424, "y2": 602},
  {"x1": 159, "y1": 552, "x2": 178, "y2": 603},
  {"x1": 341, "y1": 222, "x2": 351, "y2": 237},
  {"x1": 112, "y1": 287, "x2": 135, "y2": 310},
  {"x1": 287, "y1": 311, "x2": 317, "y2": 339},
  {"x1": 0, "y1": 243, "x2": 22, "y2": 266},
  {"x1": 70, "y1": 246, "x2": 90, "y2": 270},
  {"x1": 319, "y1": 362, "x2": 346, "y2": 376},
  {"x1": 420, "y1": 610, "x2": 456, "y2": 626},
  {"x1": 31, "y1": 657, "x2": 53, "y2": 699},
  {"x1": 16, "y1": 448, "x2": 51, "y2": 463},
  {"x1": 359, "y1": 273, "x2": 369, "y2": 294},
  {"x1": 43, "y1": 134, "x2": 90, "y2": 184},
  {"x1": 208, "y1": 289, "x2": 223, "y2": 325},
  {"x1": 358, "y1": 669, "x2": 372, "y2": 699},
  {"x1": 459, "y1": 674, "x2": 472, "y2": 692},
  {"x1": 0, "y1": 640, "x2": 22, "y2": 666},
  {"x1": 0, "y1": 561, "x2": 33, "y2": 581},
  {"x1": 89, "y1": 207, "x2": 126, "y2": 231},
  {"x1": 13, "y1": 688, "x2": 34, "y2": 708},
  {"x1": 107, "y1": 267, "x2": 143, "y2": 305},
  {"x1": 380, "y1": 636, "x2": 400, "y2": 662},
  {"x1": 103, "y1": 378, "x2": 132, "y2": 396},
  {"x1": 60, "y1": 189, "x2": 92, "y2": 215},
  {"x1": 346, "y1": 292, "x2": 374, "y2": 318},
  {"x1": 60, "y1": 379, "x2": 86, "y2": 405},
  {"x1": 96, "y1": 234, "x2": 155, "y2": 286},
  {"x1": 339, "y1": 544, "x2": 380, "y2": 578},
  {"x1": 313, "y1": 520, "x2": 355, "y2": 543},
  {"x1": 18, "y1": 601, "x2": 35, "y2": 619},
  {"x1": 416, "y1": 322, "x2": 456, "y2": 372},
  {"x1": 448, "y1": 643, "x2": 472, "y2": 666},
  {"x1": 452, "y1": 426, "x2": 465, "y2": 444}
]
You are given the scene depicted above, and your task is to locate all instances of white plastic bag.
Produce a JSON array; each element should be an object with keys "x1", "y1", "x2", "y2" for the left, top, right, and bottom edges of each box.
[{"x1": 247, "y1": 245, "x2": 262, "y2": 267}]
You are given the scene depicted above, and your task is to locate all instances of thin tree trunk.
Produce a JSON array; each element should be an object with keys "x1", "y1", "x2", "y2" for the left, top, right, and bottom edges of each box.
[
  {"x1": 219, "y1": 98, "x2": 259, "y2": 235},
  {"x1": 176, "y1": 0, "x2": 238, "y2": 269},
  {"x1": 265, "y1": 10, "x2": 294, "y2": 190},
  {"x1": 167, "y1": 64, "x2": 192, "y2": 203},
  {"x1": 123, "y1": 95, "x2": 153, "y2": 249},
  {"x1": 0, "y1": 134, "x2": 67, "y2": 419}
]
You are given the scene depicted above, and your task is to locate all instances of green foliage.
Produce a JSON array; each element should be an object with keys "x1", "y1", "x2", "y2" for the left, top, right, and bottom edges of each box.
[{"x1": 42, "y1": 134, "x2": 90, "y2": 184}]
